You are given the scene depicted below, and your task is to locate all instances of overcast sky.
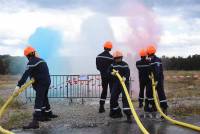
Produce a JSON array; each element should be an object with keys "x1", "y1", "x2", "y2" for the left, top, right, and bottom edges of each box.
[{"x1": 0, "y1": 0, "x2": 200, "y2": 57}]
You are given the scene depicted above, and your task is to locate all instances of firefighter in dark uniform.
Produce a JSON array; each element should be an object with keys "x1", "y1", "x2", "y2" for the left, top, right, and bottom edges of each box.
[
  {"x1": 147, "y1": 45, "x2": 168, "y2": 115},
  {"x1": 108, "y1": 50, "x2": 132, "y2": 123},
  {"x1": 14, "y1": 46, "x2": 58, "y2": 129},
  {"x1": 136, "y1": 49, "x2": 150, "y2": 108},
  {"x1": 96, "y1": 41, "x2": 113, "y2": 113},
  {"x1": 136, "y1": 49, "x2": 154, "y2": 117}
]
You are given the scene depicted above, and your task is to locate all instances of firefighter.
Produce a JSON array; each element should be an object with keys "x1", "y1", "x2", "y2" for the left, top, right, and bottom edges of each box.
[
  {"x1": 136, "y1": 49, "x2": 153, "y2": 118},
  {"x1": 136, "y1": 49, "x2": 149, "y2": 108},
  {"x1": 96, "y1": 41, "x2": 113, "y2": 113},
  {"x1": 108, "y1": 50, "x2": 132, "y2": 123},
  {"x1": 14, "y1": 46, "x2": 58, "y2": 129},
  {"x1": 147, "y1": 45, "x2": 168, "y2": 116}
]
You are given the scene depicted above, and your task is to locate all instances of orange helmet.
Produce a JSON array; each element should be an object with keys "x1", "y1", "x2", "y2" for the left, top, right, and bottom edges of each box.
[
  {"x1": 24, "y1": 46, "x2": 36, "y2": 56},
  {"x1": 139, "y1": 49, "x2": 147, "y2": 57},
  {"x1": 104, "y1": 41, "x2": 113, "y2": 49},
  {"x1": 113, "y1": 50, "x2": 123, "y2": 58},
  {"x1": 147, "y1": 45, "x2": 156, "y2": 55}
]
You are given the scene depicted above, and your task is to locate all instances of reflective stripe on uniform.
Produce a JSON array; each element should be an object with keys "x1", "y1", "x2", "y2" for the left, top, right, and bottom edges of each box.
[
  {"x1": 136, "y1": 65, "x2": 150, "y2": 68},
  {"x1": 45, "y1": 109, "x2": 52, "y2": 112},
  {"x1": 97, "y1": 56, "x2": 113, "y2": 60},
  {"x1": 123, "y1": 107, "x2": 131, "y2": 110},
  {"x1": 147, "y1": 98, "x2": 154, "y2": 101},
  {"x1": 113, "y1": 106, "x2": 120, "y2": 110},
  {"x1": 138, "y1": 97, "x2": 144, "y2": 100},
  {"x1": 150, "y1": 62, "x2": 162, "y2": 65},
  {"x1": 100, "y1": 99, "x2": 106, "y2": 101},
  {"x1": 27, "y1": 61, "x2": 45, "y2": 68},
  {"x1": 35, "y1": 109, "x2": 42, "y2": 111},
  {"x1": 112, "y1": 65, "x2": 129, "y2": 68},
  {"x1": 160, "y1": 100, "x2": 167, "y2": 103}
]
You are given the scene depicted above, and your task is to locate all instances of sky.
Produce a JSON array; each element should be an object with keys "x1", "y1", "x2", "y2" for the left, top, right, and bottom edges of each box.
[{"x1": 0, "y1": 0, "x2": 200, "y2": 58}]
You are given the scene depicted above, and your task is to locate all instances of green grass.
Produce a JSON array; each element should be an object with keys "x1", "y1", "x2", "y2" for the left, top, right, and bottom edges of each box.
[
  {"x1": 1, "y1": 110, "x2": 31, "y2": 129},
  {"x1": 0, "y1": 96, "x2": 31, "y2": 130},
  {"x1": 10, "y1": 99, "x2": 24, "y2": 109},
  {"x1": 0, "y1": 94, "x2": 31, "y2": 130},
  {"x1": 0, "y1": 96, "x2": 24, "y2": 109}
]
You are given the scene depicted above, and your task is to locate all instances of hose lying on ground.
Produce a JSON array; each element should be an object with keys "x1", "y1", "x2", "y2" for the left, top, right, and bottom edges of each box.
[
  {"x1": 0, "y1": 79, "x2": 35, "y2": 134},
  {"x1": 150, "y1": 73, "x2": 200, "y2": 132},
  {"x1": 112, "y1": 69, "x2": 149, "y2": 134}
]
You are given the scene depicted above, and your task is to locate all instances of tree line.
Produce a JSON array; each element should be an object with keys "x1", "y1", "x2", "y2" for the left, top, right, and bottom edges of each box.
[
  {"x1": 162, "y1": 54, "x2": 200, "y2": 70},
  {"x1": 0, "y1": 54, "x2": 200, "y2": 75},
  {"x1": 0, "y1": 55, "x2": 26, "y2": 75}
]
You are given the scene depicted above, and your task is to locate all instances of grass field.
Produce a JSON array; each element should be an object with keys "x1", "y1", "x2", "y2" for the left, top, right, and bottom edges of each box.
[
  {"x1": 163, "y1": 71, "x2": 200, "y2": 116},
  {"x1": 0, "y1": 71, "x2": 200, "y2": 129},
  {"x1": 164, "y1": 71, "x2": 200, "y2": 99},
  {"x1": 0, "y1": 75, "x2": 32, "y2": 129}
]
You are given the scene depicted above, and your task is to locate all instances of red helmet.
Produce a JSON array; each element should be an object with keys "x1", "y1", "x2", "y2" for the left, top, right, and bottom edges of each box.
[
  {"x1": 147, "y1": 45, "x2": 156, "y2": 55},
  {"x1": 24, "y1": 46, "x2": 36, "y2": 56},
  {"x1": 113, "y1": 50, "x2": 123, "y2": 58},
  {"x1": 104, "y1": 41, "x2": 113, "y2": 49},
  {"x1": 139, "y1": 49, "x2": 147, "y2": 57}
]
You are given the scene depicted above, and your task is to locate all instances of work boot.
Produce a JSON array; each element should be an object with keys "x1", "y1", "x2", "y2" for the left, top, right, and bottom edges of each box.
[
  {"x1": 45, "y1": 111, "x2": 58, "y2": 118},
  {"x1": 144, "y1": 105, "x2": 153, "y2": 118},
  {"x1": 144, "y1": 112, "x2": 153, "y2": 118},
  {"x1": 38, "y1": 116, "x2": 51, "y2": 122},
  {"x1": 126, "y1": 115, "x2": 133, "y2": 123},
  {"x1": 33, "y1": 111, "x2": 50, "y2": 122},
  {"x1": 99, "y1": 105, "x2": 105, "y2": 113},
  {"x1": 23, "y1": 120, "x2": 39, "y2": 129},
  {"x1": 109, "y1": 109, "x2": 123, "y2": 118},
  {"x1": 48, "y1": 113, "x2": 58, "y2": 118},
  {"x1": 152, "y1": 112, "x2": 160, "y2": 119},
  {"x1": 110, "y1": 112, "x2": 123, "y2": 118}
]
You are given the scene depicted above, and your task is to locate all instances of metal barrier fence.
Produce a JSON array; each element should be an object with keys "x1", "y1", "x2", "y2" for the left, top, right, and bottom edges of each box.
[{"x1": 25, "y1": 74, "x2": 134, "y2": 101}]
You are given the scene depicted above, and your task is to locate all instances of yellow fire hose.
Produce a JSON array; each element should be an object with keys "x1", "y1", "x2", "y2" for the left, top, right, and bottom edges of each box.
[
  {"x1": 150, "y1": 73, "x2": 200, "y2": 131},
  {"x1": 0, "y1": 79, "x2": 35, "y2": 134},
  {"x1": 112, "y1": 69, "x2": 149, "y2": 134}
]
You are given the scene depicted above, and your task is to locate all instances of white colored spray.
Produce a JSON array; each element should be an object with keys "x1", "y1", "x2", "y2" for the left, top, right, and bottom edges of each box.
[
  {"x1": 28, "y1": 0, "x2": 161, "y2": 97},
  {"x1": 114, "y1": 0, "x2": 160, "y2": 96}
]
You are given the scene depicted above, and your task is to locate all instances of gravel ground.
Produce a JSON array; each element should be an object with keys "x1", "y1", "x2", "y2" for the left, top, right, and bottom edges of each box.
[
  {"x1": 25, "y1": 99, "x2": 128, "y2": 129},
  {"x1": 9, "y1": 97, "x2": 200, "y2": 131},
  {"x1": 11, "y1": 99, "x2": 200, "y2": 134}
]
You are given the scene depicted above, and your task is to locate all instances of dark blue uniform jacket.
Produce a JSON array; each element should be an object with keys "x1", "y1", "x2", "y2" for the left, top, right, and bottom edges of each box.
[
  {"x1": 108, "y1": 61, "x2": 130, "y2": 82},
  {"x1": 96, "y1": 51, "x2": 113, "y2": 76},
  {"x1": 17, "y1": 57, "x2": 51, "y2": 87},
  {"x1": 149, "y1": 55, "x2": 164, "y2": 81},
  {"x1": 136, "y1": 58, "x2": 151, "y2": 81}
]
